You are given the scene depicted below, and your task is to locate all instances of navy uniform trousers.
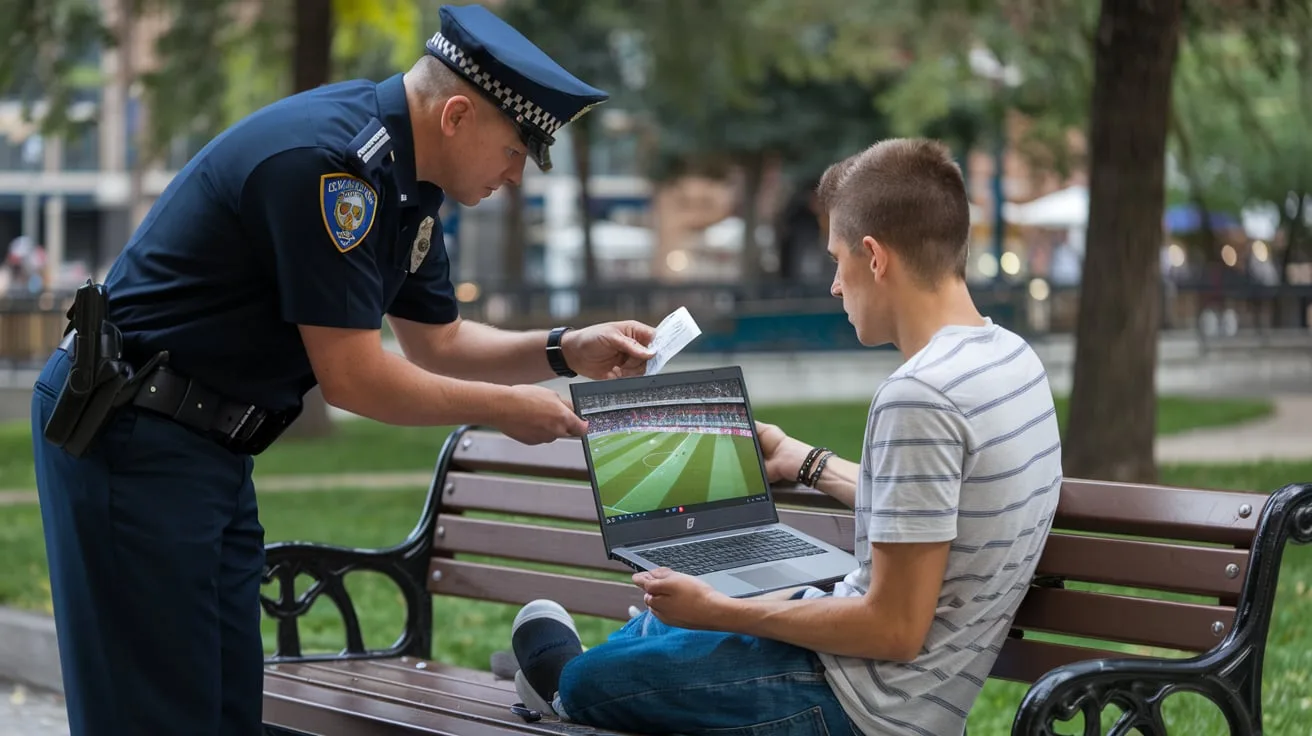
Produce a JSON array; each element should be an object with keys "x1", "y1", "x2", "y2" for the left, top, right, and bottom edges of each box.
[{"x1": 31, "y1": 347, "x2": 265, "y2": 735}]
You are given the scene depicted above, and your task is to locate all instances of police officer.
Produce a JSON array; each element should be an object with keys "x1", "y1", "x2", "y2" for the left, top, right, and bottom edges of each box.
[{"x1": 30, "y1": 5, "x2": 655, "y2": 734}]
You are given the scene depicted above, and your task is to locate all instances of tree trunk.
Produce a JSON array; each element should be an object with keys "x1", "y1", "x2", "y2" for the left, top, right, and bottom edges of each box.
[
  {"x1": 739, "y1": 151, "x2": 767, "y2": 298},
  {"x1": 293, "y1": 0, "x2": 332, "y2": 94},
  {"x1": 1064, "y1": 0, "x2": 1182, "y2": 483},
  {"x1": 284, "y1": 0, "x2": 336, "y2": 440},
  {"x1": 1278, "y1": 197, "x2": 1296, "y2": 286}
]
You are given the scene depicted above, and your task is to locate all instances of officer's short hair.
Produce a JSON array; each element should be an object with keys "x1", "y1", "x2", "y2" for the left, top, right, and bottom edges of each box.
[
  {"x1": 409, "y1": 55, "x2": 475, "y2": 102},
  {"x1": 817, "y1": 139, "x2": 971, "y2": 284}
]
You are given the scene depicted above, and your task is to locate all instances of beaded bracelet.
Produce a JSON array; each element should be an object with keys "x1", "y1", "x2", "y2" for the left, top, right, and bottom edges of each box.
[
  {"x1": 796, "y1": 446, "x2": 830, "y2": 486},
  {"x1": 807, "y1": 450, "x2": 835, "y2": 487}
]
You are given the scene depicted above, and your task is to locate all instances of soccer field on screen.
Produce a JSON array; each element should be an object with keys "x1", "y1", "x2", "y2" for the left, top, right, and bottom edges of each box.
[{"x1": 588, "y1": 430, "x2": 768, "y2": 517}]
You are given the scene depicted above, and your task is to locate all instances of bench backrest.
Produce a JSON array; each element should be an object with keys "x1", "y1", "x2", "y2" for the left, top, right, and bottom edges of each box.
[{"x1": 429, "y1": 428, "x2": 1264, "y2": 684}]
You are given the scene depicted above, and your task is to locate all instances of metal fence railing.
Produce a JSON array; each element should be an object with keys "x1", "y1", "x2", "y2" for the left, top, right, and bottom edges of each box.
[{"x1": 0, "y1": 282, "x2": 1308, "y2": 369}]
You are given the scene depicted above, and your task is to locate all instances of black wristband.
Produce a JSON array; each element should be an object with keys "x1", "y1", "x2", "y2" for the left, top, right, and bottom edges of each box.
[
  {"x1": 797, "y1": 446, "x2": 828, "y2": 485},
  {"x1": 807, "y1": 451, "x2": 835, "y2": 487},
  {"x1": 546, "y1": 326, "x2": 577, "y2": 378}
]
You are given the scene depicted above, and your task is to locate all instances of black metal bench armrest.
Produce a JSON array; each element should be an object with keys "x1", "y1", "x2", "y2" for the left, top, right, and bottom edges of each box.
[
  {"x1": 260, "y1": 538, "x2": 435, "y2": 664},
  {"x1": 259, "y1": 428, "x2": 472, "y2": 665},
  {"x1": 1012, "y1": 652, "x2": 1262, "y2": 736},
  {"x1": 1013, "y1": 482, "x2": 1312, "y2": 736}
]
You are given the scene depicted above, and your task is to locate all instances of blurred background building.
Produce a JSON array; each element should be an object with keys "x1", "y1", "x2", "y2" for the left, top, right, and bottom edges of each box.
[{"x1": 1, "y1": 0, "x2": 1309, "y2": 361}]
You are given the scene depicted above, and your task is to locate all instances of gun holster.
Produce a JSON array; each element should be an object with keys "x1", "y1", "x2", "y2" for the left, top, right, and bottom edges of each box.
[{"x1": 43, "y1": 281, "x2": 168, "y2": 458}]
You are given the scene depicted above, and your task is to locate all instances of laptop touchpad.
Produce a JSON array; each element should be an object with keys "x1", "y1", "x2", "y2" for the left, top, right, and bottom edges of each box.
[{"x1": 731, "y1": 564, "x2": 810, "y2": 589}]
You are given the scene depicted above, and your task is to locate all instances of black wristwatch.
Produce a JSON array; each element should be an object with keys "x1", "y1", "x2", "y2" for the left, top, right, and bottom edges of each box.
[{"x1": 546, "y1": 326, "x2": 577, "y2": 378}]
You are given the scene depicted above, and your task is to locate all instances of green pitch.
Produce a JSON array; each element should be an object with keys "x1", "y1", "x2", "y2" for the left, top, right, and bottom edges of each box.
[{"x1": 587, "y1": 430, "x2": 767, "y2": 517}]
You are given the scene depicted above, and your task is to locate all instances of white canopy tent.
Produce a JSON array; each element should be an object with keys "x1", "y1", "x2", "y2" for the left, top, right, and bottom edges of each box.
[
  {"x1": 542, "y1": 220, "x2": 654, "y2": 287},
  {"x1": 1004, "y1": 185, "x2": 1089, "y2": 229}
]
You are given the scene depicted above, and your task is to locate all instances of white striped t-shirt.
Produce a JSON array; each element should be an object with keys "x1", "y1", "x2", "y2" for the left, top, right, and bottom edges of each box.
[{"x1": 805, "y1": 318, "x2": 1062, "y2": 736}]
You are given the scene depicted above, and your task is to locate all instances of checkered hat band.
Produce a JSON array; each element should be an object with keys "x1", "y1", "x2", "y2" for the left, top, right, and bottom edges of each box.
[{"x1": 428, "y1": 31, "x2": 563, "y2": 138}]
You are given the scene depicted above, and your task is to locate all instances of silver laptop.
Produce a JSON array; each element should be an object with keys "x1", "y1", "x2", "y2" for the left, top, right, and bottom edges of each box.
[{"x1": 571, "y1": 366, "x2": 857, "y2": 598}]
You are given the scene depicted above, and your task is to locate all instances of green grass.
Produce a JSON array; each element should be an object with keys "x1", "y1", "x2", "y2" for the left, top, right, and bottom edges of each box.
[
  {"x1": 0, "y1": 394, "x2": 1271, "y2": 490},
  {"x1": 0, "y1": 394, "x2": 1305, "y2": 733}
]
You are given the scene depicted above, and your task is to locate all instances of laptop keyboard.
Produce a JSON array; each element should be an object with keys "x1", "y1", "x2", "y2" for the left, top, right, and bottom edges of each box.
[{"x1": 640, "y1": 529, "x2": 826, "y2": 576}]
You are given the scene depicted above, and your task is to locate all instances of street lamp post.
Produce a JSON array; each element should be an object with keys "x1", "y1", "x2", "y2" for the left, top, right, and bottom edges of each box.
[{"x1": 969, "y1": 48, "x2": 1022, "y2": 285}]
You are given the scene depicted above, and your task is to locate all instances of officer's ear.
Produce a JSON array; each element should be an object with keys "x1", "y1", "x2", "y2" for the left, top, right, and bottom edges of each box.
[{"x1": 439, "y1": 95, "x2": 478, "y2": 136}]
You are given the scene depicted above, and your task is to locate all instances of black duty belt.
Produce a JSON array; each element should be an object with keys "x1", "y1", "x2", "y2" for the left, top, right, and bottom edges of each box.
[{"x1": 58, "y1": 332, "x2": 300, "y2": 455}]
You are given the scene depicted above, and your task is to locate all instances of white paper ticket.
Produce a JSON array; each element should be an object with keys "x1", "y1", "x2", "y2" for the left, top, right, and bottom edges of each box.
[{"x1": 645, "y1": 306, "x2": 702, "y2": 375}]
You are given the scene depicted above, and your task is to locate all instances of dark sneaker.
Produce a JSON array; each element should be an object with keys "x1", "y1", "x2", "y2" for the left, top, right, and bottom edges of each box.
[{"x1": 511, "y1": 599, "x2": 583, "y2": 715}]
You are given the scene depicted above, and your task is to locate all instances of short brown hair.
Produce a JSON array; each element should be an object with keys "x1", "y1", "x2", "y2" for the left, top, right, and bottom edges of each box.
[{"x1": 816, "y1": 138, "x2": 971, "y2": 284}]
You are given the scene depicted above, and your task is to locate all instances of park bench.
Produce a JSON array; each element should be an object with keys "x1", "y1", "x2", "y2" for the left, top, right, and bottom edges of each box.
[{"x1": 260, "y1": 425, "x2": 1312, "y2": 736}]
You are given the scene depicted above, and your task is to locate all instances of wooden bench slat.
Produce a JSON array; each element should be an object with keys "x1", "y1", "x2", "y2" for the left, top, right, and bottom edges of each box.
[
  {"x1": 431, "y1": 559, "x2": 644, "y2": 621},
  {"x1": 1013, "y1": 587, "x2": 1232, "y2": 653},
  {"x1": 991, "y1": 638, "x2": 1146, "y2": 683},
  {"x1": 338, "y1": 660, "x2": 516, "y2": 705},
  {"x1": 1054, "y1": 479, "x2": 1261, "y2": 546},
  {"x1": 444, "y1": 472, "x2": 595, "y2": 522},
  {"x1": 436, "y1": 513, "x2": 1246, "y2": 599},
  {"x1": 265, "y1": 671, "x2": 522, "y2": 735},
  {"x1": 453, "y1": 432, "x2": 589, "y2": 480},
  {"x1": 437, "y1": 516, "x2": 630, "y2": 573},
  {"x1": 270, "y1": 664, "x2": 570, "y2": 735},
  {"x1": 317, "y1": 662, "x2": 628, "y2": 736},
  {"x1": 1034, "y1": 534, "x2": 1248, "y2": 598}
]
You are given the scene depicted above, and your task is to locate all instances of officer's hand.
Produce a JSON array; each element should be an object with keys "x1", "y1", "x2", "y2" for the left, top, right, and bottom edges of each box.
[
  {"x1": 497, "y1": 385, "x2": 588, "y2": 445},
  {"x1": 561, "y1": 321, "x2": 656, "y2": 380}
]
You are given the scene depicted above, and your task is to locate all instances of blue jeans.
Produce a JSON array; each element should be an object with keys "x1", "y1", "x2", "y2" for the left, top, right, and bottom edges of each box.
[
  {"x1": 32, "y1": 348, "x2": 265, "y2": 735},
  {"x1": 556, "y1": 610, "x2": 860, "y2": 735}
]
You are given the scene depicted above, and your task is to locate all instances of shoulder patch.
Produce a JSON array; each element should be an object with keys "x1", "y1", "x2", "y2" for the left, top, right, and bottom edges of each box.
[
  {"x1": 348, "y1": 117, "x2": 393, "y2": 173},
  {"x1": 319, "y1": 173, "x2": 379, "y2": 253}
]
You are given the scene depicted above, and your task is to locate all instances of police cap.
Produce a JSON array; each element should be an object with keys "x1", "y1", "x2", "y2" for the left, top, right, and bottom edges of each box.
[{"x1": 425, "y1": 4, "x2": 609, "y2": 173}]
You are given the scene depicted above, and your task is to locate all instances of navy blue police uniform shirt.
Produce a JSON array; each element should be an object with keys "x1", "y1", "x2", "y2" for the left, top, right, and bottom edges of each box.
[{"x1": 103, "y1": 73, "x2": 456, "y2": 412}]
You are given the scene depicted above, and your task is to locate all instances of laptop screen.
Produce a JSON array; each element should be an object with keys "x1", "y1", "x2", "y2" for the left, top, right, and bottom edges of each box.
[{"x1": 573, "y1": 368, "x2": 775, "y2": 543}]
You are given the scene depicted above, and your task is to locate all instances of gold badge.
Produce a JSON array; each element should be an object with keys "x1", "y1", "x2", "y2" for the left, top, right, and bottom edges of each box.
[{"x1": 410, "y1": 216, "x2": 435, "y2": 273}]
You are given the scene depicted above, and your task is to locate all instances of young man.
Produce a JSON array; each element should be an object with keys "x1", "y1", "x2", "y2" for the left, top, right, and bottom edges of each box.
[{"x1": 505, "y1": 138, "x2": 1063, "y2": 736}]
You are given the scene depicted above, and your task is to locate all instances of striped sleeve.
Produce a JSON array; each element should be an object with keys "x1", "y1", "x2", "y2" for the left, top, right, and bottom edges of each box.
[{"x1": 863, "y1": 377, "x2": 967, "y2": 544}]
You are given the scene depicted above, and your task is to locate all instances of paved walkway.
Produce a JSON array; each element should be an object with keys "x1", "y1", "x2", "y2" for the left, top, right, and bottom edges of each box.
[
  {"x1": 0, "y1": 682, "x2": 68, "y2": 736},
  {"x1": 1156, "y1": 394, "x2": 1312, "y2": 464},
  {"x1": 0, "y1": 471, "x2": 433, "y2": 506}
]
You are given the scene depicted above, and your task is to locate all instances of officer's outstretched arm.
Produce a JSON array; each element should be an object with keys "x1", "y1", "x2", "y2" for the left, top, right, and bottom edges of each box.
[
  {"x1": 300, "y1": 323, "x2": 585, "y2": 444},
  {"x1": 390, "y1": 315, "x2": 569, "y2": 384}
]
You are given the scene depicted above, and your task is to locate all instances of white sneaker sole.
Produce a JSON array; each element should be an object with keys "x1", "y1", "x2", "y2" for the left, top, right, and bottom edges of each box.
[{"x1": 514, "y1": 668, "x2": 557, "y2": 715}]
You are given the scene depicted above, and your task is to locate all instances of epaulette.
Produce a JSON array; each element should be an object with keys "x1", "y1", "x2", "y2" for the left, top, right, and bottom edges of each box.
[{"x1": 345, "y1": 117, "x2": 394, "y2": 178}]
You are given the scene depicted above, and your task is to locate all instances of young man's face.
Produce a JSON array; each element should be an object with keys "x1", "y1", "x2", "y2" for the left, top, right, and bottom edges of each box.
[{"x1": 828, "y1": 228, "x2": 894, "y2": 348}]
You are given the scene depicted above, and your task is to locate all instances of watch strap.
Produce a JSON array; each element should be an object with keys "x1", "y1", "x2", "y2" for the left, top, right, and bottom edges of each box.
[{"x1": 546, "y1": 326, "x2": 577, "y2": 378}]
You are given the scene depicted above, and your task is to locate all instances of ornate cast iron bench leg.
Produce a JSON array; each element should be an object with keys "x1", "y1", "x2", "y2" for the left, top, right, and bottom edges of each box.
[
  {"x1": 1012, "y1": 483, "x2": 1312, "y2": 736},
  {"x1": 261, "y1": 539, "x2": 436, "y2": 663}
]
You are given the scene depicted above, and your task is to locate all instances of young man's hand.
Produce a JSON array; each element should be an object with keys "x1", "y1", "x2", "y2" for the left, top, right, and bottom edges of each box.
[{"x1": 632, "y1": 568, "x2": 732, "y2": 630}]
